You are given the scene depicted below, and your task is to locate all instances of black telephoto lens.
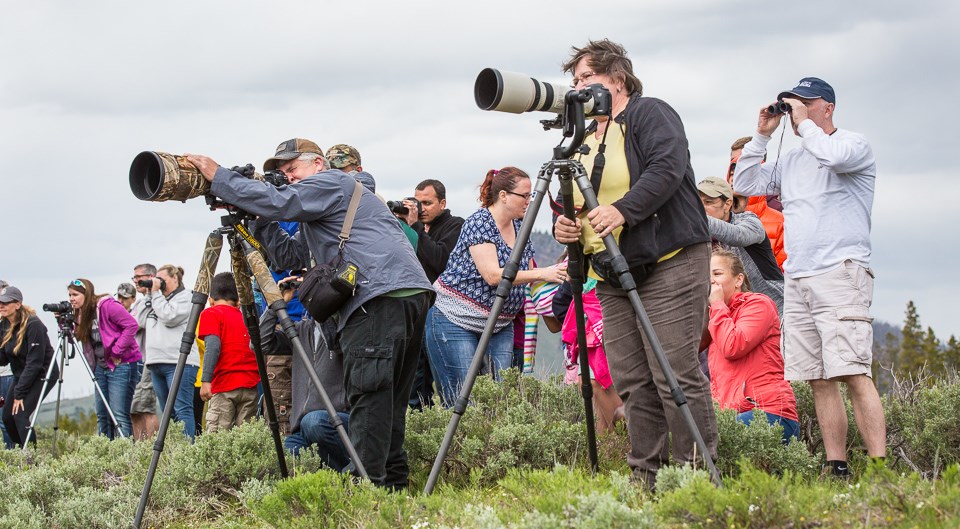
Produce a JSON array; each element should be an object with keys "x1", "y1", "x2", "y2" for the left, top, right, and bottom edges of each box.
[
  {"x1": 42, "y1": 301, "x2": 72, "y2": 313},
  {"x1": 767, "y1": 101, "x2": 791, "y2": 115}
]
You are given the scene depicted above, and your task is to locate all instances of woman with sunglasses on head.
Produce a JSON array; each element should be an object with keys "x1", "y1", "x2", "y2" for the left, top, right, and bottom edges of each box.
[
  {"x1": 68, "y1": 278, "x2": 142, "y2": 439},
  {"x1": 425, "y1": 167, "x2": 567, "y2": 407},
  {"x1": 0, "y1": 285, "x2": 57, "y2": 448}
]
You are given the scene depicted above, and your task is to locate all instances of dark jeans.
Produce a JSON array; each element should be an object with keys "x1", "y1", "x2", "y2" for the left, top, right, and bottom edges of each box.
[
  {"x1": 150, "y1": 363, "x2": 199, "y2": 440},
  {"x1": 94, "y1": 362, "x2": 138, "y2": 439},
  {"x1": 2, "y1": 364, "x2": 59, "y2": 448},
  {"x1": 340, "y1": 292, "x2": 430, "y2": 489},
  {"x1": 284, "y1": 410, "x2": 352, "y2": 471},
  {"x1": 0, "y1": 375, "x2": 14, "y2": 449}
]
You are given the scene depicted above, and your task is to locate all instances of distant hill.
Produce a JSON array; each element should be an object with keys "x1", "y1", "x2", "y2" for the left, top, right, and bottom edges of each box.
[
  {"x1": 530, "y1": 230, "x2": 564, "y2": 264},
  {"x1": 34, "y1": 393, "x2": 96, "y2": 427}
]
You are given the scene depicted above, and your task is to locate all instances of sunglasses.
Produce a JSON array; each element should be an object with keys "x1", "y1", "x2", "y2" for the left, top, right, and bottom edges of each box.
[{"x1": 71, "y1": 279, "x2": 85, "y2": 289}]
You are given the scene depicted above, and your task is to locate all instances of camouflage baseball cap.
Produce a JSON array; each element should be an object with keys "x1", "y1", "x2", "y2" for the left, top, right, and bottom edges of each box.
[
  {"x1": 325, "y1": 144, "x2": 361, "y2": 169},
  {"x1": 117, "y1": 282, "x2": 137, "y2": 299},
  {"x1": 263, "y1": 138, "x2": 324, "y2": 172}
]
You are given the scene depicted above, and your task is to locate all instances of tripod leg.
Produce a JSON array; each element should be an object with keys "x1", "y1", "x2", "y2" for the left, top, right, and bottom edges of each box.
[
  {"x1": 238, "y1": 238, "x2": 368, "y2": 480},
  {"x1": 23, "y1": 334, "x2": 65, "y2": 452},
  {"x1": 423, "y1": 166, "x2": 554, "y2": 495},
  {"x1": 50, "y1": 341, "x2": 68, "y2": 455},
  {"x1": 568, "y1": 167, "x2": 723, "y2": 488},
  {"x1": 80, "y1": 347, "x2": 128, "y2": 439},
  {"x1": 133, "y1": 231, "x2": 222, "y2": 529},
  {"x1": 557, "y1": 171, "x2": 599, "y2": 474},
  {"x1": 230, "y1": 244, "x2": 288, "y2": 478}
]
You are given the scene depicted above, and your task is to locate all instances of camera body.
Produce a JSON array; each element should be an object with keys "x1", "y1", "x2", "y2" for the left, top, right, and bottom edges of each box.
[
  {"x1": 387, "y1": 197, "x2": 421, "y2": 219},
  {"x1": 137, "y1": 278, "x2": 167, "y2": 291}
]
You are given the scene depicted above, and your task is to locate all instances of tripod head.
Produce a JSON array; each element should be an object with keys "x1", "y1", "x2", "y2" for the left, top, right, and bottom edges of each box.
[{"x1": 550, "y1": 84, "x2": 612, "y2": 160}]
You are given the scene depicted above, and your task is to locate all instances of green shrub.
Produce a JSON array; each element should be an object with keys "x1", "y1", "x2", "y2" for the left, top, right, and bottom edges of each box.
[{"x1": 714, "y1": 406, "x2": 820, "y2": 477}]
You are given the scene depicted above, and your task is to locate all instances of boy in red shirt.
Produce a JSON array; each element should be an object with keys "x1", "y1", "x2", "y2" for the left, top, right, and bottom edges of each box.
[{"x1": 198, "y1": 272, "x2": 260, "y2": 433}]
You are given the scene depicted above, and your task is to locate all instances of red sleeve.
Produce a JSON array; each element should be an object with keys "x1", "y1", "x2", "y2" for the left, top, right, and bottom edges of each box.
[
  {"x1": 197, "y1": 306, "x2": 223, "y2": 339},
  {"x1": 708, "y1": 295, "x2": 777, "y2": 361}
]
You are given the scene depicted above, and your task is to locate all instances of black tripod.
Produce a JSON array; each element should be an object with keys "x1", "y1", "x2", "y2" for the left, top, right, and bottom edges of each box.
[
  {"x1": 132, "y1": 211, "x2": 367, "y2": 528},
  {"x1": 423, "y1": 87, "x2": 722, "y2": 494},
  {"x1": 26, "y1": 315, "x2": 123, "y2": 453}
]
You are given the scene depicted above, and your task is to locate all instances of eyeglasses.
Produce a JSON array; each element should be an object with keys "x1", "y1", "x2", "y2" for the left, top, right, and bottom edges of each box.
[
  {"x1": 507, "y1": 191, "x2": 533, "y2": 201},
  {"x1": 570, "y1": 71, "x2": 597, "y2": 88},
  {"x1": 132, "y1": 274, "x2": 154, "y2": 281},
  {"x1": 71, "y1": 279, "x2": 85, "y2": 288}
]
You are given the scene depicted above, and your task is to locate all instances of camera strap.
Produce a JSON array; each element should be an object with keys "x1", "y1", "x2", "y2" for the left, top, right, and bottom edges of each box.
[{"x1": 588, "y1": 119, "x2": 612, "y2": 196}]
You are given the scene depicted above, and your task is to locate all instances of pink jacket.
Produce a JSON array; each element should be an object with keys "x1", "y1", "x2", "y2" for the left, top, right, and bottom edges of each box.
[
  {"x1": 707, "y1": 291, "x2": 797, "y2": 421},
  {"x1": 83, "y1": 296, "x2": 142, "y2": 370},
  {"x1": 561, "y1": 289, "x2": 613, "y2": 389}
]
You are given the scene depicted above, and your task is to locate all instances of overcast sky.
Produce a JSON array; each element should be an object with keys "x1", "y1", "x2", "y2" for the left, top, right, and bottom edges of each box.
[{"x1": 2, "y1": 0, "x2": 956, "y2": 398}]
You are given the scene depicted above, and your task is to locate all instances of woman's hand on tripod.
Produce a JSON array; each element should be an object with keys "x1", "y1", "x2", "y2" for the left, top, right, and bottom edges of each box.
[
  {"x1": 587, "y1": 205, "x2": 625, "y2": 238},
  {"x1": 11, "y1": 399, "x2": 24, "y2": 415},
  {"x1": 554, "y1": 216, "x2": 582, "y2": 244}
]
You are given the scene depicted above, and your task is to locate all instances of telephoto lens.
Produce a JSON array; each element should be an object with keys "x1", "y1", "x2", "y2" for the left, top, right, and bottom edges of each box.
[
  {"x1": 767, "y1": 101, "x2": 791, "y2": 115},
  {"x1": 42, "y1": 301, "x2": 73, "y2": 313}
]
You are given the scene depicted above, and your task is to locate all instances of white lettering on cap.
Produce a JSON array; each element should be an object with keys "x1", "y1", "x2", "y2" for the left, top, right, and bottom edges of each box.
[
  {"x1": 276, "y1": 142, "x2": 287, "y2": 152},
  {"x1": 799, "y1": 81, "x2": 812, "y2": 87}
]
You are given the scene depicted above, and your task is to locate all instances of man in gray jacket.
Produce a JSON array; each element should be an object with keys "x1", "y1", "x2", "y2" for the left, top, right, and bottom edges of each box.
[{"x1": 187, "y1": 139, "x2": 433, "y2": 490}]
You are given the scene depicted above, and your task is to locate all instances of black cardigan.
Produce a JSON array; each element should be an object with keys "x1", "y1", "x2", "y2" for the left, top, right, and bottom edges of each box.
[{"x1": 611, "y1": 94, "x2": 710, "y2": 266}]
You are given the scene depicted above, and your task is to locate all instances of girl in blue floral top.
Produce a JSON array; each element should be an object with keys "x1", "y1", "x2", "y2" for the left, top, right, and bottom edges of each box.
[{"x1": 426, "y1": 167, "x2": 567, "y2": 407}]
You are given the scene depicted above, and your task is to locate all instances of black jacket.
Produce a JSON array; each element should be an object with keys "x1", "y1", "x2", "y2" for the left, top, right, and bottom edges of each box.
[
  {"x1": 410, "y1": 209, "x2": 465, "y2": 283},
  {"x1": 612, "y1": 94, "x2": 710, "y2": 266},
  {"x1": 0, "y1": 316, "x2": 55, "y2": 400}
]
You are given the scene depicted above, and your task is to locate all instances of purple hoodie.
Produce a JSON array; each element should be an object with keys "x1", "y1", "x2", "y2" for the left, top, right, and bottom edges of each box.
[{"x1": 82, "y1": 296, "x2": 142, "y2": 370}]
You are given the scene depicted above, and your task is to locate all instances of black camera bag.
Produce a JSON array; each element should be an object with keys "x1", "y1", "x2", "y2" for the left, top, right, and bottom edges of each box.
[{"x1": 299, "y1": 180, "x2": 363, "y2": 323}]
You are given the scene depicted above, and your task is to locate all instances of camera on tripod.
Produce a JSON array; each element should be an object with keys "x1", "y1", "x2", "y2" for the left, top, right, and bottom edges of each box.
[
  {"x1": 129, "y1": 153, "x2": 288, "y2": 203},
  {"x1": 42, "y1": 301, "x2": 72, "y2": 314},
  {"x1": 43, "y1": 301, "x2": 75, "y2": 325}
]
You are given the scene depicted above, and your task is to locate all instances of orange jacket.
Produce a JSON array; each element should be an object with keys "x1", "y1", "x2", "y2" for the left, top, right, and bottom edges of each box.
[{"x1": 747, "y1": 196, "x2": 786, "y2": 270}]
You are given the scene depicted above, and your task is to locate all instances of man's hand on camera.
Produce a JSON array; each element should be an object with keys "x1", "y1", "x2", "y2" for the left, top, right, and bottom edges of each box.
[
  {"x1": 185, "y1": 154, "x2": 220, "y2": 182},
  {"x1": 757, "y1": 103, "x2": 784, "y2": 137},
  {"x1": 587, "y1": 205, "x2": 625, "y2": 238},
  {"x1": 554, "y1": 216, "x2": 581, "y2": 244},
  {"x1": 782, "y1": 97, "x2": 809, "y2": 127},
  {"x1": 401, "y1": 199, "x2": 420, "y2": 226}
]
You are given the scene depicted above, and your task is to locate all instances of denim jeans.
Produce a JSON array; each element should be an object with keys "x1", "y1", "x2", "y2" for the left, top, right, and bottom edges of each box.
[
  {"x1": 0, "y1": 375, "x2": 14, "y2": 449},
  {"x1": 736, "y1": 410, "x2": 800, "y2": 444},
  {"x1": 425, "y1": 307, "x2": 514, "y2": 408},
  {"x1": 150, "y1": 363, "x2": 200, "y2": 440},
  {"x1": 284, "y1": 410, "x2": 352, "y2": 471},
  {"x1": 94, "y1": 362, "x2": 137, "y2": 439}
]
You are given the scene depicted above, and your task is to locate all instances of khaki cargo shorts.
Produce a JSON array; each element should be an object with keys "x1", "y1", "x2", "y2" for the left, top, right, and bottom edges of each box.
[{"x1": 782, "y1": 260, "x2": 875, "y2": 381}]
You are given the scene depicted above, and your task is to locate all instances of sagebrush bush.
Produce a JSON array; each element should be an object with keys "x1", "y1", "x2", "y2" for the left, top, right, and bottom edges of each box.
[{"x1": 714, "y1": 406, "x2": 820, "y2": 477}]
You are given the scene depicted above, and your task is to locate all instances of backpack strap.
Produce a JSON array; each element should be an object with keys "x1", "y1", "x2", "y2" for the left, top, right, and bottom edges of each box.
[{"x1": 338, "y1": 180, "x2": 364, "y2": 249}]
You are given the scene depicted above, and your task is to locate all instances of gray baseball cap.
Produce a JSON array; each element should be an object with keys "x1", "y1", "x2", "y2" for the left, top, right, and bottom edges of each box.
[{"x1": 0, "y1": 286, "x2": 23, "y2": 303}]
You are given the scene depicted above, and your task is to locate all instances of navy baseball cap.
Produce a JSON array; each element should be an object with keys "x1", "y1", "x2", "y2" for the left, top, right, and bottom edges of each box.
[{"x1": 778, "y1": 77, "x2": 835, "y2": 105}]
